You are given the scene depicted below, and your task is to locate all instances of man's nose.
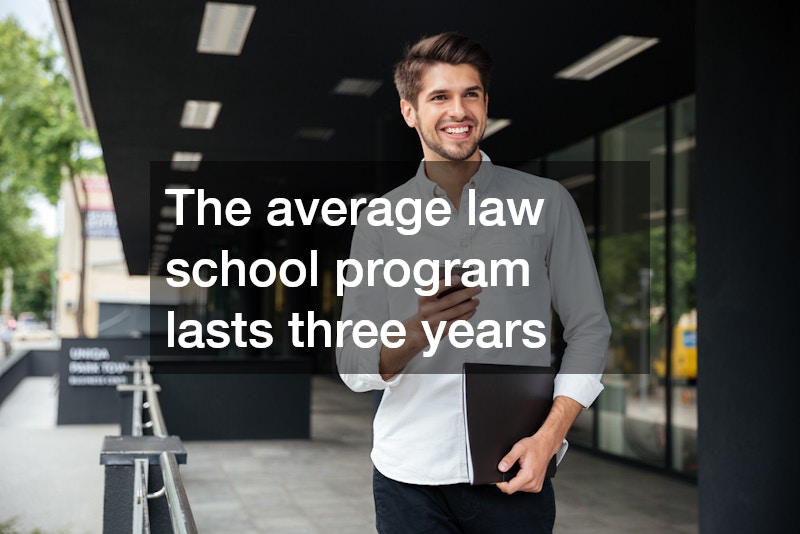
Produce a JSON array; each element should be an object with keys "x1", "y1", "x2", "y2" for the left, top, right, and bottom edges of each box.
[{"x1": 448, "y1": 97, "x2": 466, "y2": 118}]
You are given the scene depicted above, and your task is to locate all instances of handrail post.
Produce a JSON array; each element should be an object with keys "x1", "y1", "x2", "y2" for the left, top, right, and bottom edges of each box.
[
  {"x1": 132, "y1": 458, "x2": 149, "y2": 534},
  {"x1": 102, "y1": 358, "x2": 197, "y2": 533}
]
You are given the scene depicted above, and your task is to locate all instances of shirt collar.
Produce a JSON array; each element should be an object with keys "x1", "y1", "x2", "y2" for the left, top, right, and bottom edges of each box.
[{"x1": 413, "y1": 150, "x2": 494, "y2": 200}]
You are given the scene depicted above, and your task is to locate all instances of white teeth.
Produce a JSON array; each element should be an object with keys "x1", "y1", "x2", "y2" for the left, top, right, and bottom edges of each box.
[{"x1": 445, "y1": 126, "x2": 469, "y2": 134}]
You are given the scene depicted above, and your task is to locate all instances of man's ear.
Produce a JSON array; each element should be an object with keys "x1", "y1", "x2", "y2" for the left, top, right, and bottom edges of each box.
[{"x1": 400, "y1": 99, "x2": 417, "y2": 128}]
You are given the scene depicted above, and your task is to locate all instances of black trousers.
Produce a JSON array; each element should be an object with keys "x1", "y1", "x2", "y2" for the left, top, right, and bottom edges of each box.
[{"x1": 373, "y1": 468, "x2": 556, "y2": 534}]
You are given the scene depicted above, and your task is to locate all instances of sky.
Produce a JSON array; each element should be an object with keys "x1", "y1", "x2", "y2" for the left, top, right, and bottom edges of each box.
[
  {"x1": 0, "y1": 0, "x2": 56, "y2": 41},
  {"x1": 1, "y1": 0, "x2": 63, "y2": 237}
]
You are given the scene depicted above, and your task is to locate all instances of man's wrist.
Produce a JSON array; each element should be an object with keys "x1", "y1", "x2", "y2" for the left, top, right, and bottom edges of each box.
[
  {"x1": 532, "y1": 426, "x2": 565, "y2": 458},
  {"x1": 536, "y1": 396, "x2": 583, "y2": 455},
  {"x1": 378, "y1": 324, "x2": 429, "y2": 380}
]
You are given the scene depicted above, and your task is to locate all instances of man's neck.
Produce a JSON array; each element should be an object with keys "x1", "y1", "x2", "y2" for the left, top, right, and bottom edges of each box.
[{"x1": 423, "y1": 158, "x2": 481, "y2": 211}]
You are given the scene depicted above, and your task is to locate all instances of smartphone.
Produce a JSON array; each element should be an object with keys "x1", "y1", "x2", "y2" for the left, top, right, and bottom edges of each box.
[{"x1": 437, "y1": 267, "x2": 470, "y2": 299}]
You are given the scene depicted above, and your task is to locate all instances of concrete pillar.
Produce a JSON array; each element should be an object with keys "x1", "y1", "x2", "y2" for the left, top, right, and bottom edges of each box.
[{"x1": 695, "y1": 2, "x2": 799, "y2": 531}]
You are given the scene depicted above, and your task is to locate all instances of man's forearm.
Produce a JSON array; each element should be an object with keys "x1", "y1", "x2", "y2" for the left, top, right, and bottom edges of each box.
[
  {"x1": 378, "y1": 316, "x2": 428, "y2": 380},
  {"x1": 496, "y1": 394, "x2": 585, "y2": 494},
  {"x1": 536, "y1": 395, "x2": 583, "y2": 455},
  {"x1": 379, "y1": 283, "x2": 482, "y2": 380}
]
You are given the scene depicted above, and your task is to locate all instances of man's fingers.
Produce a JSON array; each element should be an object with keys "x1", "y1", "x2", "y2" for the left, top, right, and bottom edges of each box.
[
  {"x1": 419, "y1": 287, "x2": 481, "y2": 322},
  {"x1": 495, "y1": 436, "x2": 551, "y2": 494},
  {"x1": 496, "y1": 481, "x2": 510, "y2": 493},
  {"x1": 498, "y1": 439, "x2": 527, "y2": 473},
  {"x1": 420, "y1": 274, "x2": 464, "y2": 300},
  {"x1": 439, "y1": 301, "x2": 479, "y2": 335},
  {"x1": 495, "y1": 438, "x2": 532, "y2": 494},
  {"x1": 453, "y1": 305, "x2": 478, "y2": 322},
  {"x1": 495, "y1": 471, "x2": 528, "y2": 495},
  {"x1": 435, "y1": 285, "x2": 482, "y2": 312},
  {"x1": 417, "y1": 277, "x2": 445, "y2": 302}
]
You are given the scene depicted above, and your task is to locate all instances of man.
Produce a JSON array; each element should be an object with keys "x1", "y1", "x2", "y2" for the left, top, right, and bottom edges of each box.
[{"x1": 337, "y1": 32, "x2": 610, "y2": 533}]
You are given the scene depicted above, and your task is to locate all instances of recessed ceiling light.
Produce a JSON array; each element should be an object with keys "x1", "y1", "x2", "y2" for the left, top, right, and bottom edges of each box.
[
  {"x1": 295, "y1": 127, "x2": 335, "y2": 141},
  {"x1": 197, "y1": 2, "x2": 256, "y2": 55},
  {"x1": 641, "y1": 208, "x2": 688, "y2": 221},
  {"x1": 154, "y1": 234, "x2": 173, "y2": 243},
  {"x1": 157, "y1": 222, "x2": 177, "y2": 233},
  {"x1": 555, "y1": 35, "x2": 659, "y2": 81},
  {"x1": 165, "y1": 183, "x2": 192, "y2": 190},
  {"x1": 559, "y1": 174, "x2": 595, "y2": 190},
  {"x1": 180, "y1": 100, "x2": 222, "y2": 129},
  {"x1": 171, "y1": 152, "x2": 202, "y2": 172},
  {"x1": 160, "y1": 206, "x2": 177, "y2": 219},
  {"x1": 650, "y1": 136, "x2": 696, "y2": 155},
  {"x1": 483, "y1": 118, "x2": 512, "y2": 139},
  {"x1": 333, "y1": 78, "x2": 382, "y2": 97},
  {"x1": 153, "y1": 244, "x2": 169, "y2": 252}
]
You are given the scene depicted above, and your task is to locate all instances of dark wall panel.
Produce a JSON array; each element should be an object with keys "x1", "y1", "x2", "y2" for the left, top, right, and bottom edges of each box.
[{"x1": 696, "y1": 1, "x2": 800, "y2": 532}]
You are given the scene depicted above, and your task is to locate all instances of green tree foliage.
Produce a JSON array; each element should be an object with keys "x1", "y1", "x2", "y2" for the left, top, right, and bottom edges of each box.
[
  {"x1": 0, "y1": 17, "x2": 101, "y2": 202},
  {"x1": 599, "y1": 222, "x2": 697, "y2": 372},
  {"x1": 0, "y1": 182, "x2": 34, "y2": 267},
  {"x1": 0, "y1": 17, "x2": 102, "y2": 322},
  {"x1": 12, "y1": 231, "x2": 55, "y2": 320}
]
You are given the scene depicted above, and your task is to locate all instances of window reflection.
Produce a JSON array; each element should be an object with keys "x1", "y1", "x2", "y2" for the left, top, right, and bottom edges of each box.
[
  {"x1": 538, "y1": 96, "x2": 697, "y2": 476},
  {"x1": 599, "y1": 109, "x2": 667, "y2": 468}
]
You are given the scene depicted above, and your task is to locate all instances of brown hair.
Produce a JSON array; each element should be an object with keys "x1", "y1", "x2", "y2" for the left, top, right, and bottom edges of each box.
[{"x1": 393, "y1": 32, "x2": 492, "y2": 106}]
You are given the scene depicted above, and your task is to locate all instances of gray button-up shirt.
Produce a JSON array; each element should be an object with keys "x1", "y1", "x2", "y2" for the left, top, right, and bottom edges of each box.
[{"x1": 337, "y1": 153, "x2": 610, "y2": 484}]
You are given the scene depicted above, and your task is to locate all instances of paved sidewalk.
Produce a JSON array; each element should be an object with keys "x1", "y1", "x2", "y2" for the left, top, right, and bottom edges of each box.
[
  {"x1": 0, "y1": 376, "x2": 114, "y2": 534},
  {"x1": 183, "y1": 377, "x2": 698, "y2": 533},
  {"x1": 0, "y1": 375, "x2": 697, "y2": 533}
]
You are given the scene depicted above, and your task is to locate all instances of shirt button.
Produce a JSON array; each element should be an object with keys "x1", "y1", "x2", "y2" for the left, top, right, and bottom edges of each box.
[{"x1": 460, "y1": 239, "x2": 469, "y2": 248}]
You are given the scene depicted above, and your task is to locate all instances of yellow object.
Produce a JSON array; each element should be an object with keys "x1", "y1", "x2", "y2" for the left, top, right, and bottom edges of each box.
[{"x1": 654, "y1": 309, "x2": 697, "y2": 380}]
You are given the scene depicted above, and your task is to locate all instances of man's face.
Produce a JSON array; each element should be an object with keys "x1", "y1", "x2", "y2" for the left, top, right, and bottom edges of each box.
[{"x1": 400, "y1": 63, "x2": 488, "y2": 162}]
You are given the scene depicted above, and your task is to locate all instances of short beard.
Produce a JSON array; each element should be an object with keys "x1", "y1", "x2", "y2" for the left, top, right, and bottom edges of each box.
[{"x1": 420, "y1": 129, "x2": 482, "y2": 161}]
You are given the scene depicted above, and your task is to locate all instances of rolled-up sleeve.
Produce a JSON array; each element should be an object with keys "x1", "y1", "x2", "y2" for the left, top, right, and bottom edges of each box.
[
  {"x1": 547, "y1": 183, "x2": 611, "y2": 407},
  {"x1": 554, "y1": 373, "x2": 605, "y2": 408}
]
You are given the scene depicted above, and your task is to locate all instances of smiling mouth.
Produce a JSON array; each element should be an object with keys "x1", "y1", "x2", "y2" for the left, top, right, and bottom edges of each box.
[{"x1": 441, "y1": 125, "x2": 472, "y2": 138}]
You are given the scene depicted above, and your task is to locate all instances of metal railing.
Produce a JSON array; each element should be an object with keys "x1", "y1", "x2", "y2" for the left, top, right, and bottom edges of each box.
[{"x1": 116, "y1": 359, "x2": 198, "y2": 534}]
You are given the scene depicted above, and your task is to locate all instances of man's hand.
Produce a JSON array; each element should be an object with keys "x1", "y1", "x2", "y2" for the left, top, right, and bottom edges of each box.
[
  {"x1": 379, "y1": 275, "x2": 481, "y2": 379},
  {"x1": 495, "y1": 434, "x2": 552, "y2": 494},
  {"x1": 495, "y1": 396, "x2": 584, "y2": 494},
  {"x1": 408, "y1": 274, "x2": 482, "y2": 340}
]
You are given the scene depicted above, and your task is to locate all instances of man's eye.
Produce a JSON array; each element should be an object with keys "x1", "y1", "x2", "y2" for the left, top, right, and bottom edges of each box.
[
  {"x1": 466, "y1": 92, "x2": 479, "y2": 98},
  {"x1": 432, "y1": 95, "x2": 447, "y2": 101}
]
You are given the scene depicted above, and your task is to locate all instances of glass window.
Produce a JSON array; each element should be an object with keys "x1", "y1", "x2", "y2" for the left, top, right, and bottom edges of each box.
[
  {"x1": 531, "y1": 97, "x2": 697, "y2": 476},
  {"x1": 597, "y1": 109, "x2": 667, "y2": 468}
]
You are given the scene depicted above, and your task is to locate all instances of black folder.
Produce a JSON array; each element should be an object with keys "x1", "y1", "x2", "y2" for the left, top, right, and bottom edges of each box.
[{"x1": 463, "y1": 363, "x2": 558, "y2": 485}]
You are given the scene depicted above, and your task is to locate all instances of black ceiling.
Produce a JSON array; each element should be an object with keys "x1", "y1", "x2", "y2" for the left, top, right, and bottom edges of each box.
[{"x1": 64, "y1": 0, "x2": 695, "y2": 274}]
